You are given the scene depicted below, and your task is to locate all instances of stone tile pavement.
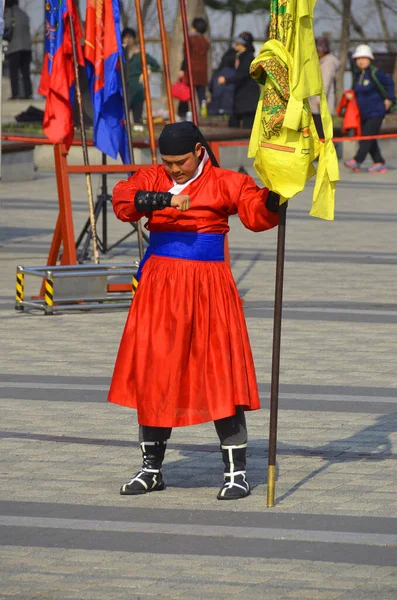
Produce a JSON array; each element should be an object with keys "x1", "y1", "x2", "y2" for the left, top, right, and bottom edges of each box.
[{"x1": 0, "y1": 161, "x2": 396, "y2": 599}]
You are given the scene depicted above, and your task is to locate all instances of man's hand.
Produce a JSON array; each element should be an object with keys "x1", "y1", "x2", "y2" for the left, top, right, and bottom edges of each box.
[
  {"x1": 178, "y1": 70, "x2": 185, "y2": 80},
  {"x1": 384, "y1": 99, "x2": 392, "y2": 111},
  {"x1": 345, "y1": 92, "x2": 354, "y2": 100},
  {"x1": 171, "y1": 194, "x2": 190, "y2": 211},
  {"x1": 218, "y1": 76, "x2": 226, "y2": 85}
]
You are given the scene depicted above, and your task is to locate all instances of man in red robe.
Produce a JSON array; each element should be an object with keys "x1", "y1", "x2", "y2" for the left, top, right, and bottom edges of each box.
[{"x1": 109, "y1": 122, "x2": 279, "y2": 500}]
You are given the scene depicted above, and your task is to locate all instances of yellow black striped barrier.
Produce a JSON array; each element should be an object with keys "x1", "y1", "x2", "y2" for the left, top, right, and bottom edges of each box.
[
  {"x1": 131, "y1": 276, "x2": 139, "y2": 298},
  {"x1": 44, "y1": 275, "x2": 54, "y2": 314},
  {"x1": 15, "y1": 270, "x2": 25, "y2": 311},
  {"x1": 13, "y1": 264, "x2": 137, "y2": 314}
]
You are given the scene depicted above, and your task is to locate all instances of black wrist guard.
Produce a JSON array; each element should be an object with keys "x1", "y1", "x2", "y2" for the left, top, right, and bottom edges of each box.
[
  {"x1": 135, "y1": 190, "x2": 173, "y2": 212},
  {"x1": 266, "y1": 191, "x2": 280, "y2": 213}
]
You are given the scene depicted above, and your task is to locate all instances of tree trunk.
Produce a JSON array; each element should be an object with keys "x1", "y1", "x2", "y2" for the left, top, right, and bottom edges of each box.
[
  {"x1": 336, "y1": 0, "x2": 351, "y2": 102},
  {"x1": 323, "y1": 0, "x2": 365, "y2": 39},
  {"x1": 229, "y1": 8, "x2": 237, "y2": 46},
  {"x1": 169, "y1": 0, "x2": 208, "y2": 83},
  {"x1": 375, "y1": 0, "x2": 397, "y2": 89},
  {"x1": 120, "y1": 0, "x2": 129, "y2": 28},
  {"x1": 393, "y1": 54, "x2": 397, "y2": 92},
  {"x1": 142, "y1": 0, "x2": 154, "y2": 24},
  {"x1": 375, "y1": 0, "x2": 393, "y2": 52}
]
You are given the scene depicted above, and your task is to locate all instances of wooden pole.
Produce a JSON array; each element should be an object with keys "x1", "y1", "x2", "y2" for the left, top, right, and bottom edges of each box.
[
  {"x1": 179, "y1": 0, "x2": 198, "y2": 125},
  {"x1": 134, "y1": 0, "x2": 157, "y2": 164},
  {"x1": 69, "y1": 13, "x2": 100, "y2": 264},
  {"x1": 119, "y1": 51, "x2": 145, "y2": 260},
  {"x1": 267, "y1": 201, "x2": 287, "y2": 507},
  {"x1": 156, "y1": 0, "x2": 175, "y2": 123},
  {"x1": 101, "y1": 153, "x2": 108, "y2": 253}
]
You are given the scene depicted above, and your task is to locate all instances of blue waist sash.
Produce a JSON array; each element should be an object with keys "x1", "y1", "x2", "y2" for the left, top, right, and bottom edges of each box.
[{"x1": 136, "y1": 231, "x2": 225, "y2": 281}]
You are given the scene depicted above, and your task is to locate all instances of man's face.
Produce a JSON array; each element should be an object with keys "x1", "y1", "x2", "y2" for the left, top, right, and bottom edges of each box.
[
  {"x1": 161, "y1": 143, "x2": 202, "y2": 184},
  {"x1": 123, "y1": 34, "x2": 136, "y2": 49}
]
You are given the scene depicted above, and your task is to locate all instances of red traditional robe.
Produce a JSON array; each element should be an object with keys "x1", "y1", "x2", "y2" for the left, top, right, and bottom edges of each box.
[{"x1": 108, "y1": 158, "x2": 279, "y2": 427}]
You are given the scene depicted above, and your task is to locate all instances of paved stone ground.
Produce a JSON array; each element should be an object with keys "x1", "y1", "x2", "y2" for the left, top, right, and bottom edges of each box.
[{"x1": 0, "y1": 159, "x2": 397, "y2": 599}]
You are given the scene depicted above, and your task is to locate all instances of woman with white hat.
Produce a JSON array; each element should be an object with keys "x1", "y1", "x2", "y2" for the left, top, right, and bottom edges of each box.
[{"x1": 344, "y1": 44, "x2": 395, "y2": 174}]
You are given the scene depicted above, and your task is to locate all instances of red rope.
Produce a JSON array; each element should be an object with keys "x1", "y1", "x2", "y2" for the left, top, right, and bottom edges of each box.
[
  {"x1": 1, "y1": 135, "x2": 150, "y2": 148},
  {"x1": 331, "y1": 133, "x2": 397, "y2": 142},
  {"x1": 3, "y1": 132, "x2": 397, "y2": 147}
]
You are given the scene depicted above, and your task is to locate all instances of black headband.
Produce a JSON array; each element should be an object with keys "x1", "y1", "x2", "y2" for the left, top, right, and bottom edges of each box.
[{"x1": 158, "y1": 122, "x2": 219, "y2": 167}]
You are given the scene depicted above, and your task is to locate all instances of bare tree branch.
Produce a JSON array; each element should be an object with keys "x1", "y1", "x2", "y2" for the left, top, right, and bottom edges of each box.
[
  {"x1": 375, "y1": 0, "x2": 394, "y2": 53},
  {"x1": 336, "y1": 0, "x2": 351, "y2": 101},
  {"x1": 375, "y1": 0, "x2": 397, "y2": 90},
  {"x1": 120, "y1": 0, "x2": 129, "y2": 28},
  {"x1": 381, "y1": 0, "x2": 397, "y2": 17},
  {"x1": 323, "y1": 0, "x2": 366, "y2": 38},
  {"x1": 142, "y1": 0, "x2": 154, "y2": 24}
]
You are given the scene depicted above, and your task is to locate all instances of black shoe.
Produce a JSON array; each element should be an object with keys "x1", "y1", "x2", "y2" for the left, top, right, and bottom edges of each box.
[
  {"x1": 120, "y1": 470, "x2": 165, "y2": 495},
  {"x1": 217, "y1": 472, "x2": 250, "y2": 500},
  {"x1": 238, "y1": 166, "x2": 249, "y2": 175},
  {"x1": 217, "y1": 443, "x2": 250, "y2": 500},
  {"x1": 120, "y1": 441, "x2": 167, "y2": 496}
]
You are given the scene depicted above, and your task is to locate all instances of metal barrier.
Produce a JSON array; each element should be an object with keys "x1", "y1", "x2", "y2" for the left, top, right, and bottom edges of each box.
[
  {"x1": 8, "y1": 142, "x2": 150, "y2": 314},
  {"x1": 15, "y1": 263, "x2": 138, "y2": 315},
  {"x1": 38, "y1": 143, "x2": 153, "y2": 298}
]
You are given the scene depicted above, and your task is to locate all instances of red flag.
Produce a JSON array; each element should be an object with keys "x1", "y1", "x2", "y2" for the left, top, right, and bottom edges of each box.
[
  {"x1": 84, "y1": 0, "x2": 129, "y2": 161},
  {"x1": 39, "y1": 0, "x2": 84, "y2": 149}
]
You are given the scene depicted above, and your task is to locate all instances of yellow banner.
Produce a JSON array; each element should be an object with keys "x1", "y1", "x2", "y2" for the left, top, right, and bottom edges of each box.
[{"x1": 248, "y1": 0, "x2": 339, "y2": 220}]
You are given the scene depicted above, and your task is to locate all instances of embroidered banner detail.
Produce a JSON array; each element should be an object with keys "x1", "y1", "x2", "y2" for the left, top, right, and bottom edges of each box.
[{"x1": 260, "y1": 142, "x2": 296, "y2": 153}]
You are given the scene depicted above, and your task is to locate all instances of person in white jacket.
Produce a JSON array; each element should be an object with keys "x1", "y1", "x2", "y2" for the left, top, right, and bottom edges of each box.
[{"x1": 309, "y1": 37, "x2": 340, "y2": 138}]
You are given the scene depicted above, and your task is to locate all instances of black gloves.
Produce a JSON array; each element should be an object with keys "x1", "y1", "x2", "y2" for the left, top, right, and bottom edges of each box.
[
  {"x1": 135, "y1": 190, "x2": 173, "y2": 213},
  {"x1": 266, "y1": 191, "x2": 280, "y2": 213}
]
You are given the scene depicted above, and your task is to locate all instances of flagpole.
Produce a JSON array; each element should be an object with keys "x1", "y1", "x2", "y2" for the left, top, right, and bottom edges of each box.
[
  {"x1": 179, "y1": 0, "x2": 198, "y2": 125},
  {"x1": 156, "y1": 0, "x2": 175, "y2": 123},
  {"x1": 69, "y1": 13, "x2": 100, "y2": 265},
  {"x1": 101, "y1": 153, "x2": 108, "y2": 254},
  {"x1": 119, "y1": 50, "x2": 144, "y2": 261},
  {"x1": 134, "y1": 0, "x2": 157, "y2": 164},
  {"x1": 267, "y1": 201, "x2": 287, "y2": 507},
  {"x1": 0, "y1": 36, "x2": 3, "y2": 182}
]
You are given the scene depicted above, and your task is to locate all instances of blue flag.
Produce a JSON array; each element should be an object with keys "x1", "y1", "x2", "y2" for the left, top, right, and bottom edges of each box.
[{"x1": 84, "y1": 0, "x2": 129, "y2": 162}]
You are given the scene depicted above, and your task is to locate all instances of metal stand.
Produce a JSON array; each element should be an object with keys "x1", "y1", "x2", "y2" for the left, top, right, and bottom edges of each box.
[
  {"x1": 0, "y1": 36, "x2": 3, "y2": 181},
  {"x1": 69, "y1": 13, "x2": 100, "y2": 264},
  {"x1": 75, "y1": 154, "x2": 149, "y2": 262}
]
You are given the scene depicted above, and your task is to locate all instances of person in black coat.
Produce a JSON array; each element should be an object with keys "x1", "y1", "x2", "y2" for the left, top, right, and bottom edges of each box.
[
  {"x1": 218, "y1": 32, "x2": 259, "y2": 129},
  {"x1": 4, "y1": 0, "x2": 32, "y2": 99},
  {"x1": 208, "y1": 48, "x2": 236, "y2": 117}
]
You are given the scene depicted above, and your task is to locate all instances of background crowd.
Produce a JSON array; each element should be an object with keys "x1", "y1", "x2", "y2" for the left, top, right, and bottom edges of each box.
[{"x1": 2, "y1": 7, "x2": 396, "y2": 173}]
